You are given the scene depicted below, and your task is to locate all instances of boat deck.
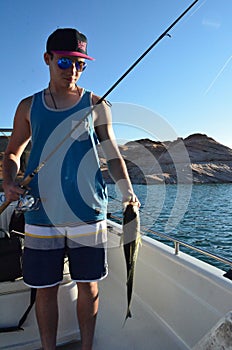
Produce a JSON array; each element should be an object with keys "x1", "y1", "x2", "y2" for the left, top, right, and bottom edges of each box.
[
  {"x1": 59, "y1": 242, "x2": 189, "y2": 350},
  {"x1": 58, "y1": 268, "x2": 188, "y2": 350},
  {"x1": 56, "y1": 222, "x2": 232, "y2": 350}
]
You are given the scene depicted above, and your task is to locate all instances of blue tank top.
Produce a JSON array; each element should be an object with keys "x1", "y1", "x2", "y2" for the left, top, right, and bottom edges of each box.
[{"x1": 24, "y1": 89, "x2": 108, "y2": 226}]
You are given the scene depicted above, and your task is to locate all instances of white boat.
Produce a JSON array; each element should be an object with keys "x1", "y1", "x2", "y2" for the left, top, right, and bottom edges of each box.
[{"x1": 0, "y1": 200, "x2": 232, "y2": 350}]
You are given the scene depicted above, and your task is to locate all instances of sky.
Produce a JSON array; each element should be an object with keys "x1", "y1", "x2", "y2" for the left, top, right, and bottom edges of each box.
[{"x1": 1, "y1": 0, "x2": 232, "y2": 148}]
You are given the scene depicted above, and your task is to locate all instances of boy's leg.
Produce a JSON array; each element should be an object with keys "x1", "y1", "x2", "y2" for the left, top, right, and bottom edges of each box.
[
  {"x1": 35, "y1": 284, "x2": 59, "y2": 350},
  {"x1": 23, "y1": 225, "x2": 66, "y2": 349},
  {"x1": 77, "y1": 281, "x2": 99, "y2": 350}
]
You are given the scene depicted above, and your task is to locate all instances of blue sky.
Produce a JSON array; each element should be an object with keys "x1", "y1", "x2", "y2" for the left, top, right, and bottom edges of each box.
[{"x1": 1, "y1": 0, "x2": 232, "y2": 148}]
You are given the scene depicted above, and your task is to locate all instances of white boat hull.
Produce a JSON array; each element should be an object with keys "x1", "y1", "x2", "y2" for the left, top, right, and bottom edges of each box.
[{"x1": 0, "y1": 203, "x2": 231, "y2": 349}]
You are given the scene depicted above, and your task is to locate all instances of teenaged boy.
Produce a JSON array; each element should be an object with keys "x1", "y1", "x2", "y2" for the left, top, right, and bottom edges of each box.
[{"x1": 3, "y1": 28, "x2": 139, "y2": 350}]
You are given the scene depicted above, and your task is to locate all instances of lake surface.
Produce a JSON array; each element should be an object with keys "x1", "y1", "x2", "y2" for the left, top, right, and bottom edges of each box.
[
  {"x1": 0, "y1": 183, "x2": 231, "y2": 271},
  {"x1": 107, "y1": 183, "x2": 232, "y2": 271}
]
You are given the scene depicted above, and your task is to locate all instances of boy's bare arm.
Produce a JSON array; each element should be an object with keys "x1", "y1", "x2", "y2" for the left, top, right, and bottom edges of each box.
[
  {"x1": 93, "y1": 96, "x2": 138, "y2": 203},
  {"x1": 3, "y1": 97, "x2": 32, "y2": 201}
]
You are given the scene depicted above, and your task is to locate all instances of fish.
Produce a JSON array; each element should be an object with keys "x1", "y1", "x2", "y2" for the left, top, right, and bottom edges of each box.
[{"x1": 122, "y1": 202, "x2": 141, "y2": 325}]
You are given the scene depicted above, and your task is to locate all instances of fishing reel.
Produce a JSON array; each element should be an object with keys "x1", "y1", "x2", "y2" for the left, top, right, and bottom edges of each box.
[{"x1": 15, "y1": 190, "x2": 40, "y2": 214}]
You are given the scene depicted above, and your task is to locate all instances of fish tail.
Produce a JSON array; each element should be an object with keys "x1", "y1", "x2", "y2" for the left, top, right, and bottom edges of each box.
[{"x1": 122, "y1": 309, "x2": 132, "y2": 327}]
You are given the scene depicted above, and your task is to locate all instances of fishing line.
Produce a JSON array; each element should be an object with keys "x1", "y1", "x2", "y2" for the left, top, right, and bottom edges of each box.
[
  {"x1": 177, "y1": 0, "x2": 207, "y2": 28},
  {"x1": 98, "y1": 0, "x2": 199, "y2": 101},
  {"x1": 204, "y1": 55, "x2": 232, "y2": 95},
  {"x1": 108, "y1": 197, "x2": 211, "y2": 256},
  {"x1": 108, "y1": 194, "x2": 171, "y2": 229},
  {"x1": 108, "y1": 193, "x2": 198, "y2": 238},
  {"x1": 0, "y1": 0, "x2": 199, "y2": 215}
]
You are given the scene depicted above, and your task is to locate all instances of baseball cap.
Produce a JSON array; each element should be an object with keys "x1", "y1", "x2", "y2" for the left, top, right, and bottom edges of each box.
[{"x1": 46, "y1": 28, "x2": 94, "y2": 60}]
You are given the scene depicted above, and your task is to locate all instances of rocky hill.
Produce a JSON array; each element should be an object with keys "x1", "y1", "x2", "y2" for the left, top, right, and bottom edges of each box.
[
  {"x1": 1, "y1": 133, "x2": 232, "y2": 187},
  {"x1": 99, "y1": 133, "x2": 232, "y2": 184}
]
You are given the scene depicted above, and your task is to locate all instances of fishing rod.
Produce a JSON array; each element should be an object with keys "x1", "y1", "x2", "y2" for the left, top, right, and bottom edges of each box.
[
  {"x1": 99, "y1": 0, "x2": 199, "y2": 101},
  {"x1": 0, "y1": 0, "x2": 199, "y2": 215}
]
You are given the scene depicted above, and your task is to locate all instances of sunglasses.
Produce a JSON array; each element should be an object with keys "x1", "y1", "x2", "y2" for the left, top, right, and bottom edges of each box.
[{"x1": 57, "y1": 57, "x2": 87, "y2": 72}]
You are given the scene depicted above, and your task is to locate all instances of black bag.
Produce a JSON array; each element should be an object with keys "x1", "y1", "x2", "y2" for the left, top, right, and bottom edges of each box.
[
  {"x1": 9, "y1": 211, "x2": 25, "y2": 236},
  {"x1": 0, "y1": 228, "x2": 22, "y2": 282},
  {"x1": 0, "y1": 213, "x2": 36, "y2": 333}
]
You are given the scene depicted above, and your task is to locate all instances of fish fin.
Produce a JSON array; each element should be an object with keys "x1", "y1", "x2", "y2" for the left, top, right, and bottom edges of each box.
[{"x1": 122, "y1": 309, "x2": 132, "y2": 327}]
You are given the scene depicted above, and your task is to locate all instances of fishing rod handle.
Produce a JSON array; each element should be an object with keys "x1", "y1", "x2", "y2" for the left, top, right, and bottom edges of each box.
[{"x1": 0, "y1": 173, "x2": 35, "y2": 215}]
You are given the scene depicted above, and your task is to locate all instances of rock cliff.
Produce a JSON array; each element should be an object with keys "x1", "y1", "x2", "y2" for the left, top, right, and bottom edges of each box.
[
  {"x1": 1, "y1": 133, "x2": 232, "y2": 186},
  {"x1": 99, "y1": 133, "x2": 232, "y2": 184}
]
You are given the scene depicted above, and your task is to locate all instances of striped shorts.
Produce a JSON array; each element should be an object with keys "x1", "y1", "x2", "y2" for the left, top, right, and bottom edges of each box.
[{"x1": 22, "y1": 221, "x2": 108, "y2": 288}]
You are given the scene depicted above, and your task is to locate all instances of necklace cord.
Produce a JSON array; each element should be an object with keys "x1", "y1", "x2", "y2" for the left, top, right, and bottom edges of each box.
[
  {"x1": 48, "y1": 84, "x2": 58, "y2": 109},
  {"x1": 48, "y1": 84, "x2": 81, "y2": 110}
]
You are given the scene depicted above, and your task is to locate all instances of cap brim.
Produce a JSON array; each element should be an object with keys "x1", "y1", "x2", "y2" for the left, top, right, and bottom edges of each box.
[{"x1": 52, "y1": 50, "x2": 95, "y2": 60}]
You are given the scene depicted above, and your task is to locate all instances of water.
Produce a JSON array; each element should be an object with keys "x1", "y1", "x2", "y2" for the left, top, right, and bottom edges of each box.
[{"x1": 107, "y1": 183, "x2": 232, "y2": 272}]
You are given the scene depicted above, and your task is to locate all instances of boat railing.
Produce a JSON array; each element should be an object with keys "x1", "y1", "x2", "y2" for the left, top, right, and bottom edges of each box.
[
  {"x1": 0, "y1": 129, "x2": 12, "y2": 133},
  {"x1": 108, "y1": 214, "x2": 232, "y2": 269},
  {"x1": 144, "y1": 226, "x2": 232, "y2": 268}
]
